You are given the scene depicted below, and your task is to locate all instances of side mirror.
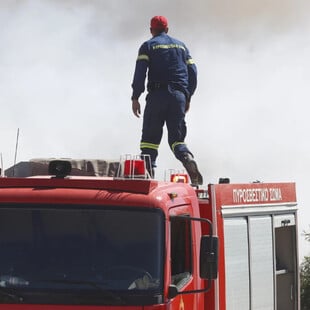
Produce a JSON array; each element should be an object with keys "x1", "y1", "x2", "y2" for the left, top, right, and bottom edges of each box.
[
  {"x1": 168, "y1": 284, "x2": 179, "y2": 299},
  {"x1": 200, "y1": 235, "x2": 218, "y2": 279}
]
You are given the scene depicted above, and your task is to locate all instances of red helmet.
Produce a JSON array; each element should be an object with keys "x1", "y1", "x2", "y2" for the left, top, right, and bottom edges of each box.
[{"x1": 150, "y1": 16, "x2": 168, "y2": 30}]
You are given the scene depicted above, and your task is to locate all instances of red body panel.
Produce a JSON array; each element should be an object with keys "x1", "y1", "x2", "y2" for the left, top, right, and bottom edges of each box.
[{"x1": 213, "y1": 182, "x2": 296, "y2": 207}]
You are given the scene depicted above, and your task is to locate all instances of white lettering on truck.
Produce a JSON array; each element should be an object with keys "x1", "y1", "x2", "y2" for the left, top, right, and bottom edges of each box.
[
  {"x1": 269, "y1": 188, "x2": 282, "y2": 201},
  {"x1": 233, "y1": 188, "x2": 282, "y2": 203}
]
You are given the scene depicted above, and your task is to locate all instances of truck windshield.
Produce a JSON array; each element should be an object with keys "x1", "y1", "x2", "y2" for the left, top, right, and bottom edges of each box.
[{"x1": 0, "y1": 205, "x2": 164, "y2": 305}]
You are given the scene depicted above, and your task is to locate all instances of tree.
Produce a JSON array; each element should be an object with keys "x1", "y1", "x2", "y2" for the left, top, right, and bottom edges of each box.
[{"x1": 301, "y1": 230, "x2": 310, "y2": 310}]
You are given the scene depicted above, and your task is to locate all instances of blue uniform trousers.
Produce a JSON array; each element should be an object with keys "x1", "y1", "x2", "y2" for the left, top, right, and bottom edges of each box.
[{"x1": 140, "y1": 87, "x2": 192, "y2": 168}]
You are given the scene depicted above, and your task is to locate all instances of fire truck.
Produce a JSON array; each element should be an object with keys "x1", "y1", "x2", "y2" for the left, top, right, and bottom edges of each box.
[{"x1": 0, "y1": 157, "x2": 299, "y2": 309}]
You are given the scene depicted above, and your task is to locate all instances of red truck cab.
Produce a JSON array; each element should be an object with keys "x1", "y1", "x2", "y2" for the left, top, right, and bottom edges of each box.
[{"x1": 0, "y1": 159, "x2": 217, "y2": 309}]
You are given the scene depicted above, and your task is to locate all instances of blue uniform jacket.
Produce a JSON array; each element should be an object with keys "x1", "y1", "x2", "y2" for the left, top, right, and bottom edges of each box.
[{"x1": 131, "y1": 32, "x2": 197, "y2": 100}]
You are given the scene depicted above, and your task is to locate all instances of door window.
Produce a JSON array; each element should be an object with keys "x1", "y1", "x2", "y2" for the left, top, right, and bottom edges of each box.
[{"x1": 170, "y1": 215, "x2": 192, "y2": 288}]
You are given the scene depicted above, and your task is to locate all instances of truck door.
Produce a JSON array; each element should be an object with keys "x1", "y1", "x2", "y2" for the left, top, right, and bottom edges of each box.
[
  {"x1": 223, "y1": 213, "x2": 298, "y2": 310},
  {"x1": 169, "y1": 206, "x2": 199, "y2": 310},
  {"x1": 224, "y1": 216, "x2": 274, "y2": 310},
  {"x1": 274, "y1": 214, "x2": 298, "y2": 310}
]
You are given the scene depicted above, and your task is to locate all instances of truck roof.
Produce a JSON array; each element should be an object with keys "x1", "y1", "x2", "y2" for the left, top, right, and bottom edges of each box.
[
  {"x1": 0, "y1": 176, "x2": 158, "y2": 194},
  {"x1": 0, "y1": 174, "x2": 200, "y2": 216}
]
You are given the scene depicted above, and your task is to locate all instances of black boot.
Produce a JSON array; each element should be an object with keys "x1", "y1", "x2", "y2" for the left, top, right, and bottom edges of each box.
[{"x1": 181, "y1": 153, "x2": 203, "y2": 185}]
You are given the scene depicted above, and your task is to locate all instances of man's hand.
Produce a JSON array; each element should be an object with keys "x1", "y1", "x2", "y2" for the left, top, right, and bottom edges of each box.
[{"x1": 132, "y1": 99, "x2": 141, "y2": 118}]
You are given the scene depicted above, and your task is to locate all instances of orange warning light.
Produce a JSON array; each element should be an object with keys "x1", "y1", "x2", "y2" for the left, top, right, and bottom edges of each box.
[{"x1": 170, "y1": 174, "x2": 189, "y2": 183}]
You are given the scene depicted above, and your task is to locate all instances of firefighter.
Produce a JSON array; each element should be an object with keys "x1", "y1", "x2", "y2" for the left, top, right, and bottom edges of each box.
[{"x1": 131, "y1": 15, "x2": 203, "y2": 185}]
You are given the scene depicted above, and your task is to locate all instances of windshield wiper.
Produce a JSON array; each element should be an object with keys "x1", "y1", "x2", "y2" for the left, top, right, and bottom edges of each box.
[
  {"x1": 40, "y1": 279, "x2": 125, "y2": 304},
  {"x1": 0, "y1": 288, "x2": 24, "y2": 303},
  {"x1": 0, "y1": 275, "x2": 28, "y2": 303}
]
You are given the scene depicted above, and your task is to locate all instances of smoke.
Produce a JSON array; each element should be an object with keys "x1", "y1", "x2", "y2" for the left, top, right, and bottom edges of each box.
[
  {"x1": 1, "y1": 0, "x2": 310, "y2": 257},
  {"x1": 0, "y1": 0, "x2": 142, "y2": 161}
]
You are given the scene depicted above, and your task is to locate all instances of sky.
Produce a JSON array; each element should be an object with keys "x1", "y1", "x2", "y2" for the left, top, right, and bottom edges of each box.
[{"x1": 0, "y1": 0, "x2": 310, "y2": 259}]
